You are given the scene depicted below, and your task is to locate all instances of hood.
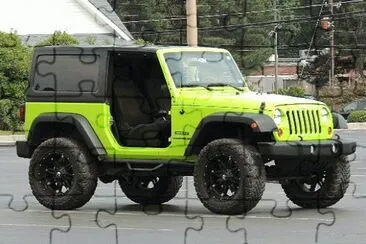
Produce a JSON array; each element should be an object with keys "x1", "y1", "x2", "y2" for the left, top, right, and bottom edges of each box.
[{"x1": 177, "y1": 89, "x2": 324, "y2": 111}]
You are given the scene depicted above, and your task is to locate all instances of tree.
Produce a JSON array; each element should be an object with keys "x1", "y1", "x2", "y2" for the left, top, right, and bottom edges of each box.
[
  {"x1": 114, "y1": 0, "x2": 186, "y2": 44},
  {"x1": 0, "y1": 32, "x2": 32, "y2": 130},
  {"x1": 298, "y1": 50, "x2": 331, "y2": 97},
  {"x1": 334, "y1": 1, "x2": 366, "y2": 88}
]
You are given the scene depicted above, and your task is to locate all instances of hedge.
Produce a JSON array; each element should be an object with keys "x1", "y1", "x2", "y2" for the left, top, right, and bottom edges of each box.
[
  {"x1": 347, "y1": 110, "x2": 366, "y2": 122},
  {"x1": 277, "y1": 86, "x2": 306, "y2": 98},
  {"x1": 0, "y1": 32, "x2": 31, "y2": 130}
]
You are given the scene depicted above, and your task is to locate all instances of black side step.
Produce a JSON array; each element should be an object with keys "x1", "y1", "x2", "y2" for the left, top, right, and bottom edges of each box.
[{"x1": 98, "y1": 159, "x2": 195, "y2": 180}]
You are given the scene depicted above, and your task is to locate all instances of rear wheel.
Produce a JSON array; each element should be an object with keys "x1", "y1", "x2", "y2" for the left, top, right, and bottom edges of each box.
[
  {"x1": 281, "y1": 157, "x2": 350, "y2": 208},
  {"x1": 119, "y1": 176, "x2": 183, "y2": 204},
  {"x1": 29, "y1": 137, "x2": 98, "y2": 210},
  {"x1": 194, "y1": 139, "x2": 266, "y2": 215}
]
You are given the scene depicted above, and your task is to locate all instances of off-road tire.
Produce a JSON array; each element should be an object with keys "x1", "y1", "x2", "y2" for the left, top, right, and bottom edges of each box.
[
  {"x1": 281, "y1": 156, "x2": 350, "y2": 208},
  {"x1": 29, "y1": 137, "x2": 98, "y2": 210},
  {"x1": 194, "y1": 139, "x2": 266, "y2": 215},
  {"x1": 119, "y1": 176, "x2": 183, "y2": 204}
]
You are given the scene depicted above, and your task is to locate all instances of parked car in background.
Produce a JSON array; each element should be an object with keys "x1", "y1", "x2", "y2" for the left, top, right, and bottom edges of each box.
[{"x1": 339, "y1": 99, "x2": 366, "y2": 120}]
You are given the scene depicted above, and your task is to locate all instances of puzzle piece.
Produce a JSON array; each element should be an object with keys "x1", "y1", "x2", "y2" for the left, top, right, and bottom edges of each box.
[
  {"x1": 47, "y1": 176, "x2": 124, "y2": 244},
  {"x1": 49, "y1": 210, "x2": 72, "y2": 244},
  {"x1": 0, "y1": 147, "x2": 72, "y2": 244},
  {"x1": 2, "y1": 1, "x2": 366, "y2": 244},
  {"x1": 94, "y1": 175, "x2": 204, "y2": 244},
  {"x1": 87, "y1": 0, "x2": 134, "y2": 42},
  {"x1": 336, "y1": 130, "x2": 366, "y2": 198},
  {"x1": 222, "y1": 183, "x2": 336, "y2": 244},
  {"x1": 94, "y1": 180, "x2": 119, "y2": 244}
]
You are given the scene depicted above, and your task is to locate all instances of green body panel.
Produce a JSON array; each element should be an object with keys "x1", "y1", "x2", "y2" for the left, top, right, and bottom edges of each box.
[
  {"x1": 25, "y1": 102, "x2": 188, "y2": 160},
  {"x1": 25, "y1": 46, "x2": 334, "y2": 161}
]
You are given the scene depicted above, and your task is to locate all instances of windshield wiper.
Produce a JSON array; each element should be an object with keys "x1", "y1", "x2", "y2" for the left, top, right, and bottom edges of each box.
[
  {"x1": 181, "y1": 84, "x2": 213, "y2": 91},
  {"x1": 206, "y1": 83, "x2": 244, "y2": 91}
]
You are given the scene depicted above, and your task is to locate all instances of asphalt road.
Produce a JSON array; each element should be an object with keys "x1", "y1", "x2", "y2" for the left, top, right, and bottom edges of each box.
[{"x1": 0, "y1": 130, "x2": 365, "y2": 244}]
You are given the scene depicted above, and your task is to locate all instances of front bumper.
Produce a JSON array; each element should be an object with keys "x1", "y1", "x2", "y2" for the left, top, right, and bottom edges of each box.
[{"x1": 257, "y1": 139, "x2": 356, "y2": 159}]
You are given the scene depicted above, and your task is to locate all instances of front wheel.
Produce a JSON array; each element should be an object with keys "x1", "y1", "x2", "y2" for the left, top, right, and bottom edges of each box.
[
  {"x1": 281, "y1": 156, "x2": 351, "y2": 208},
  {"x1": 194, "y1": 139, "x2": 266, "y2": 215}
]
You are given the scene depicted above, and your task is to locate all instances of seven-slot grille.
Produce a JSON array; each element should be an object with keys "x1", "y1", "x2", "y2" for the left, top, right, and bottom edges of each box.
[{"x1": 285, "y1": 109, "x2": 321, "y2": 135}]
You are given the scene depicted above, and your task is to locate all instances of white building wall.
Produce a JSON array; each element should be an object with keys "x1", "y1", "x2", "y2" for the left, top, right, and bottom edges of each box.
[{"x1": 0, "y1": 0, "x2": 112, "y2": 35}]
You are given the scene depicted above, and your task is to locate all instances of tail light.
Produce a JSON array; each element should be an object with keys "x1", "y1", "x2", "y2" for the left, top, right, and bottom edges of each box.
[{"x1": 19, "y1": 104, "x2": 25, "y2": 122}]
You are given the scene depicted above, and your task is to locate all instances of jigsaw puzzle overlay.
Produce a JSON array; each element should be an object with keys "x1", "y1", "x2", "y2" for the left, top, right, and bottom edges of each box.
[{"x1": 1, "y1": 0, "x2": 366, "y2": 243}]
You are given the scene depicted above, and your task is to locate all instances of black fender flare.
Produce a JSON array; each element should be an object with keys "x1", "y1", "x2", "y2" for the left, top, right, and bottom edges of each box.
[
  {"x1": 185, "y1": 112, "x2": 277, "y2": 156},
  {"x1": 28, "y1": 113, "x2": 107, "y2": 157},
  {"x1": 332, "y1": 112, "x2": 348, "y2": 129}
]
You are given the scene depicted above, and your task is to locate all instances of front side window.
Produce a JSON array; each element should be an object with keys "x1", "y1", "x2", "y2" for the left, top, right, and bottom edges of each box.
[
  {"x1": 33, "y1": 55, "x2": 100, "y2": 92},
  {"x1": 164, "y1": 51, "x2": 246, "y2": 89}
]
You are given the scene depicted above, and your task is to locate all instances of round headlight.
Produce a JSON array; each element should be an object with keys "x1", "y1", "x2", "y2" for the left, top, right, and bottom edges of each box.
[
  {"x1": 273, "y1": 109, "x2": 282, "y2": 126},
  {"x1": 320, "y1": 107, "x2": 329, "y2": 122}
]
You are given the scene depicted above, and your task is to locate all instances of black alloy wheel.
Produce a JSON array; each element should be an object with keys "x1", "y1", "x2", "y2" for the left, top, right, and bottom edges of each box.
[
  {"x1": 205, "y1": 154, "x2": 240, "y2": 200},
  {"x1": 194, "y1": 139, "x2": 266, "y2": 215},
  {"x1": 29, "y1": 137, "x2": 98, "y2": 210},
  {"x1": 37, "y1": 150, "x2": 75, "y2": 197}
]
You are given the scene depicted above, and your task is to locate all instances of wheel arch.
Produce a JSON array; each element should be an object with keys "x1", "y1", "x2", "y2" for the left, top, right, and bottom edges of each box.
[
  {"x1": 27, "y1": 113, "x2": 106, "y2": 158},
  {"x1": 184, "y1": 112, "x2": 277, "y2": 156}
]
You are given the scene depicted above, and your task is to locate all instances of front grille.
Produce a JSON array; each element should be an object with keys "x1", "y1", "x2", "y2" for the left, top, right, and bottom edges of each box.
[{"x1": 285, "y1": 109, "x2": 321, "y2": 135}]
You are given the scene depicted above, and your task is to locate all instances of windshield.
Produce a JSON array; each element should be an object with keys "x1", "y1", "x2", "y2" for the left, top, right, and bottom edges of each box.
[{"x1": 164, "y1": 51, "x2": 247, "y2": 89}]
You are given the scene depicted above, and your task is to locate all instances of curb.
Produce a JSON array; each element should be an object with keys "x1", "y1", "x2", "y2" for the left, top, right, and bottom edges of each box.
[
  {"x1": 346, "y1": 122, "x2": 366, "y2": 130},
  {"x1": 0, "y1": 142, "x2": 16, "y2": 147},
  {"x1": 0, "y1": 135, "x2": 26, "y2": 147}
]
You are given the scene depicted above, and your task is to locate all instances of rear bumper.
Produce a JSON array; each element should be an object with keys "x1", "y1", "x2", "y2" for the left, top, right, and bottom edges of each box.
[
  {"x1": 16, "y1": 141, "x2": 33, "y2": 158},
  {"x1": 257, "y1": 139, "x2": 356, "y2": 159}
]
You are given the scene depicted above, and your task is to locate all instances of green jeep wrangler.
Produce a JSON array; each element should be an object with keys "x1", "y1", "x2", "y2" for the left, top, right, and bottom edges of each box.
[{"x1": 16, "y1": 45, "x2": 356, "y2": 214}]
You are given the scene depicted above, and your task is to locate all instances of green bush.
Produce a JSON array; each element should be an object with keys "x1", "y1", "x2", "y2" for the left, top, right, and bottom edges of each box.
[
  {"x1": 37, "y1": 31, "x2": 79, "y2": 46},
  {"x1": 0, "y1": 32, "x2": 22, "y2": 47},
  {"x1": 347, "y1": 110, "x2": 366, "y2": 122},
  {"x1": 277, "y1": 86, "x2": 306, "y2": 98},
  {"x1": 0, "y1": 99, "x2": 21, "y2": 130},
  {"x1": 85, "y1": 35, "x2": 96, "y2": 45},
  {"x1": 0, "y1": 31, "x2": 32, "y2": 131}
]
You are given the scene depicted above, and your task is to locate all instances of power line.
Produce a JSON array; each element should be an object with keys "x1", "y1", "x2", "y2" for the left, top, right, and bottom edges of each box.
[
  {"x1": 119, "y1": 0, "x2": 365, "y2": 25},
  {"x1": 128, "y1": 10, "x2": 366, "y2": 35}
]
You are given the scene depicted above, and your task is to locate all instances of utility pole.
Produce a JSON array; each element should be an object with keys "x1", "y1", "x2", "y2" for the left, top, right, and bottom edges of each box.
[
  {"x1": 329, "y1": 0, "x2": 335, "y2": 87},
  {"x1": 274, "y1": 29, "x2": 279, "y2": 93},
  {"x1": 186, "y1": 0, "x2": 198, "y2": 46},
  {"x1": 274, "y1": 0, "x2": 279, "y2": 93}
]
